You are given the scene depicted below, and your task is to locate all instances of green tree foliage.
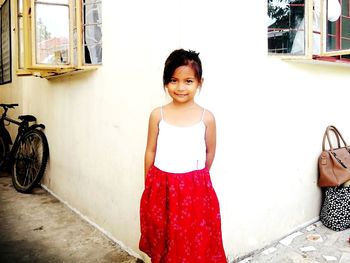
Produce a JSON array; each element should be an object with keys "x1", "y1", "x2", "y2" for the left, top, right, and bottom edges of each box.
[{"x1": 268, "y1": 0, "x2": 304, "y2": 29}]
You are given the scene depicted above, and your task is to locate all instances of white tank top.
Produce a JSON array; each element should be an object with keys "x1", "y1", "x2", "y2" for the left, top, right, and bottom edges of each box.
[{"x1": 154, "y1": 107, "x2": 207, "y2": 173}]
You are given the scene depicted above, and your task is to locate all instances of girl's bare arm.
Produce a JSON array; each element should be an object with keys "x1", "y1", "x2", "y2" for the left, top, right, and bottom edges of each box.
[
  {"x1": 204, "y1": 110, "x2": 216, "y2": 170},
  {"x1": 144, "y1": 108, "x2": 160, "y2": 180}
]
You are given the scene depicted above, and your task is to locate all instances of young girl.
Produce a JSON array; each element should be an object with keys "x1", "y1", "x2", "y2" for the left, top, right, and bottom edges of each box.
[{"x1": 139, "y1": 49, "x2": 226, "y2": 262}]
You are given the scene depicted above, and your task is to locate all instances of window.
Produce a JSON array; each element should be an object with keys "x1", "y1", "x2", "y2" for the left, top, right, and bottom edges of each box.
[
  {"x1": 82, "y1": 0, "x2": 102, "y2": 64},
  {"x1": 268, "y1": 0, "x2": 305, "y2": 54},
  {"x1": 16, "y1": 0, "x2": 102, "y2": 78},
  {"x1": 321, "y1": 0, "x2": 350, "y2": 55},
  {"x1": 267, "y1": 0, "x2": 350, "y2": 64},
  {"x1": 0, "y1": 0, "x2": 11, "y2": 84}
]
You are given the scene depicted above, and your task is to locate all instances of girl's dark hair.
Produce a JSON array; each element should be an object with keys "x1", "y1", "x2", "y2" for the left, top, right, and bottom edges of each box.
[{"x1": 163, "y1": 49, "x2": 202, "y2": 86}]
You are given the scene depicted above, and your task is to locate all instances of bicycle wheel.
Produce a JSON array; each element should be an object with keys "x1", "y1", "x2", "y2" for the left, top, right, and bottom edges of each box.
[
  {"x1": 0, "y1": 133, "x2": 9, "y2": 169},
  {"x1": 11, "y1": 129, "x2": 49, "y2": 193}
]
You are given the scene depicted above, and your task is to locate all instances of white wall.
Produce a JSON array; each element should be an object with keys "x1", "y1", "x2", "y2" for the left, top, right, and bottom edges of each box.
[{"x1": 2, "y1": 0, "x2": 350, "y2": 261}]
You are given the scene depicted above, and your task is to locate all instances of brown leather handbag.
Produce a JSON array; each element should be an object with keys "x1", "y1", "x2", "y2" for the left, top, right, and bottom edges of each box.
[{"x1": 318, "y1": 125, "x2": 350, "y2": 187}]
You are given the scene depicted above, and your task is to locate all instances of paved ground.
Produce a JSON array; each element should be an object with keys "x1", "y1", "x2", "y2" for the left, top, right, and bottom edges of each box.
[
  {"x1": 3, "y1": 170, "x2": 350, "y2": 263},
  {"x1": 236, "y1": 222, "x2": 350, "y2": 263},
  {"x1": 0, "y1": 172, "x2": 142, "y2": 263}
]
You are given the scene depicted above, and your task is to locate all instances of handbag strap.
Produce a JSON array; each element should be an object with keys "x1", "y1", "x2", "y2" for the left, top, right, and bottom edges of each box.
[{"x1": 322, "y1": 125, "x2": 347, "y2": 151}]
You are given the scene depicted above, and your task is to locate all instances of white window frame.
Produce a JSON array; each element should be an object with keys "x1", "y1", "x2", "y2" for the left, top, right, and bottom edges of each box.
[
  {"x1": 268, "y1": 0, "x2": 350, "y2": 64},
  {"x1": 268, "y1": 0, "x2": 313, "y2": 59},
  {"x1": 320, "y1": 0, "x2": 350, "y2": 56}
]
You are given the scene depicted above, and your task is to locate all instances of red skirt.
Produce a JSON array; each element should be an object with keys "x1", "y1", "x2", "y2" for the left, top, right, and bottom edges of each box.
[{"x1": 139, "y1": 166, "x2": 226, "y2": 263}]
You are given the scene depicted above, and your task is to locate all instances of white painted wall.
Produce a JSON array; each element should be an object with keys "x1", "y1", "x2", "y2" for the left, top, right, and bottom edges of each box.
[{"x1": 2, "y1": 0, "x2": 350, "y2": 261}]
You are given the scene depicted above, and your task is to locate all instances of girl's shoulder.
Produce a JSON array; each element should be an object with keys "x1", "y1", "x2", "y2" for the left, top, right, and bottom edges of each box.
[
  {"x1": 203, "y1": 108, "x2": 216, "y2": 126},
  {"x1": 149, "y1": 106, "x2": 162, "y2": 122},
  {"x1": 150, "y1": 106, "x2": 161, "y2": 116},
  {"x1": 149, "y1": 103, "x2": 173, "y2": 123}
]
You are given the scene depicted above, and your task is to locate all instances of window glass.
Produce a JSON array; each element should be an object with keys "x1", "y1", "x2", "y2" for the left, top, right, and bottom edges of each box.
[
  {"x1": 34, "y1": 0, "x2": 70, "y2": 65},
  {"x1": 39, "y1": 0, "x2": 68, "y2": 4},
  {"x1": 83, "y1": 0, "x2": 102, "y2": 64},
  {"x1": 268, "y1": 0, "x2": 305, "y2": 54},
  {"x1": 17, "y1": 0, "x2": 24, "y2": 69},
  {"x1": 325, "y1": 0, "x2": 342, "y2": 52},
  {"x1": 1, "y1": 0, "x2": 11, "y2": 84},
  {"x1": 343, "y1": 0, "x2": 349, "y2": 16},
  {"x1": 72, "y1": 0, "x2": 78, "y2": 66},
  {"x1": 341, "y1": 18, "x2": 350, "y2": 49}
]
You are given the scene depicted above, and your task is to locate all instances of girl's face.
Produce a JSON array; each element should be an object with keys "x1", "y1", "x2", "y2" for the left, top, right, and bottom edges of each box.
[{"x1": 166, "y1": 65, "x2": 202, "y2": 105}]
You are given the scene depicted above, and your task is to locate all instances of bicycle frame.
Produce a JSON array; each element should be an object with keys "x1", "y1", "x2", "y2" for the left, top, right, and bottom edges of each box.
[
  {"x1": 0, "y1": 106, "x2": 21, "y2": 145},
  {"x1": 0, "y1": 106, "x2": 44, "y2": 160},
  {"x1": 0, "y1": 119, "x2": 12, "y2": 146}
]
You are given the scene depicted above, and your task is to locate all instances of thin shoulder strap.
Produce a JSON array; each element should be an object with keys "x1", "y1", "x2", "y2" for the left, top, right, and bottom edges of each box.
[
  {"x1": 160, "y1": 106, "x2": 164, "y2": 120},
  {"x1": 201, "y1": 108, "x2": 206, "y2": 121}
]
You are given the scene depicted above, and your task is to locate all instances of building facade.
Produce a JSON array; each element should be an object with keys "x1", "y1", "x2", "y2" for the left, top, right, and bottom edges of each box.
[{"x1": 1, "y1": 0, "x2": 350, "y2": 261}]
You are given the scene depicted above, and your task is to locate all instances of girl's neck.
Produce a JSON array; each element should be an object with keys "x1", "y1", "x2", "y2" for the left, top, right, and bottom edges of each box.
[
  {"x1": 170, "y1": 100, "x2": 197, "y2": 109},
  {"x1": 163, "y1": 102, "x2": 203, "y2": 126}
]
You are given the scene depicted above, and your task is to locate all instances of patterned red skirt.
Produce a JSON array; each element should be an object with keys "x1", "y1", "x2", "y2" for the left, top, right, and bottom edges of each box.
[{"x1": 139, "y1": 166, "x2": 226, "y2": 263}]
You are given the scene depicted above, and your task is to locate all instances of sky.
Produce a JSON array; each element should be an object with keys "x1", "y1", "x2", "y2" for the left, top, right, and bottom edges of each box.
[{"x1": 35, "y1": 2, "x2": 69, "y2": 39}]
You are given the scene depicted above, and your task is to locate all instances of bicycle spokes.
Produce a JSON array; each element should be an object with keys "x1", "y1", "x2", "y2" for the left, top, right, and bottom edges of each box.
[{"x1": 12, "y1": 131, "x2": 47, "y2": 191}]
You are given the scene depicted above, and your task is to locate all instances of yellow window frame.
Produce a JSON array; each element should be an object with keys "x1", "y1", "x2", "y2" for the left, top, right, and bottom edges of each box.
[{"x1": 16, "y1": 0, "x2": 99, "y2": 78}]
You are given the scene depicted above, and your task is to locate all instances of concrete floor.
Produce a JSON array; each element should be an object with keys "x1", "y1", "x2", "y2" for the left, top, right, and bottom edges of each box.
[
  {"x1": 0, "y1": 172, "x2": 143, "y2": 263},
  {"x1": 236, "y1": 222, "x2": 350, "y2": 263},
  {"x1": 5, "y1": 168, "x2": 350, "y2": 263}
]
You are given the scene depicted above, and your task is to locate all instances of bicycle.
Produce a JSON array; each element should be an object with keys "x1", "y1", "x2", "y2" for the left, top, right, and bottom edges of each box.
[{"x1": 0, "y1": 103, "x2": 49, "y2": 193}]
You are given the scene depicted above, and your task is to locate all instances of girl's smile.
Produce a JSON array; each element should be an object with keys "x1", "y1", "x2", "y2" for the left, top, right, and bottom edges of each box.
[{"x1": 174, "y1": 93, "x2": 188, "y2": 97}]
